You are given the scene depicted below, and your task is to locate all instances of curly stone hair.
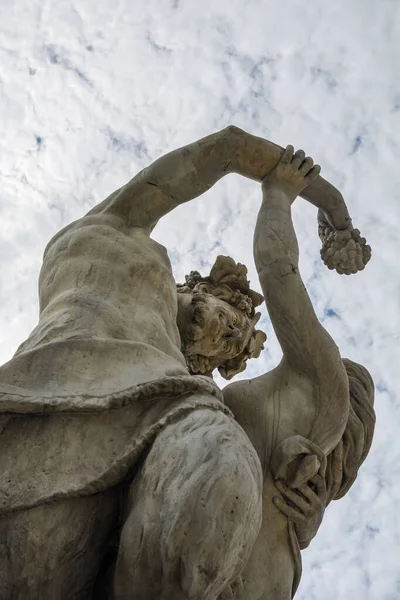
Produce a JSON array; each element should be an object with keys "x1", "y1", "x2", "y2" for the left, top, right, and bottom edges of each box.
[
  {"x1": 325, "y1": 358, "x2": 375, "y2": 503},
  {"x1": 177, "y1": 255, "x2": 267, "y2": 379}
]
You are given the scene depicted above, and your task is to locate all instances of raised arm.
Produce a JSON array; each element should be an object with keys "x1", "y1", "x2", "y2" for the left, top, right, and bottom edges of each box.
[
  {"x1": 88, "y1": 126, "x2": 351, "y2": 231},
  {"x1": 254, "y1": 146, "x2": 349, "y2": 450}
]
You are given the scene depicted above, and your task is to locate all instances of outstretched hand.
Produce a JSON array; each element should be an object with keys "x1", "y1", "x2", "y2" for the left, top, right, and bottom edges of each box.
[
  {"x1": 318, "y1": 211, "x2": 372, "y2": 274},
  {"x1": 262, "y1": 145, "x2": 321, "y2": 202},
  {"x1": 273, "y1": 475, "x2": 327, "y2": 549}
]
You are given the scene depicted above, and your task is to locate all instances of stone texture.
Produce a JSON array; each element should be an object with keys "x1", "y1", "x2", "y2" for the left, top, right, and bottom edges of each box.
[{"x1": 0, "y1": 129, "x2": 374, "y2": 599}]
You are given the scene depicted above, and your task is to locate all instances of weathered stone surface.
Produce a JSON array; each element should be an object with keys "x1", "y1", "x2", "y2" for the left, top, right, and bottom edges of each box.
[{"x1": 0, "y1": 130, "x2": 374, "y2": 599}]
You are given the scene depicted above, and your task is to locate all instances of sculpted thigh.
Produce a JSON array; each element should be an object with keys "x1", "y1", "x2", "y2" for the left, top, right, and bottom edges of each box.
[
  {"x1": 0, "y1": 489, "x2": 119, "y2": 600},
  {"x1": 114, "y1": 408, "x2": 263, "y2": 600}
]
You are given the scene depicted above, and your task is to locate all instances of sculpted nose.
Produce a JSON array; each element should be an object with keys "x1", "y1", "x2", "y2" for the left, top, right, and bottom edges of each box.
[{"x1": 228, "y1": 325, "x2": 241, "y2": 339}]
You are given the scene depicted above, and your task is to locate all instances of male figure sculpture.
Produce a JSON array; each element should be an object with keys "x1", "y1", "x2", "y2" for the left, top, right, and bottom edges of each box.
[{"x1": 0, "y1": 127, "x2": 374, "y2": 599}]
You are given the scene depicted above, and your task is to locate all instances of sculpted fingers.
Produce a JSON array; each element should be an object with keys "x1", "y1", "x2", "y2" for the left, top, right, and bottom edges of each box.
[
  {"x1": 310, "y1": 474, "x2": 327, "y2": 500},
  {"x1": 291, "y1": 149, "x2": 305, "y2": 169},
  {"x1": 299, "y1": 156, "x2": 314, "y2": 175},
  {"x1": 281, "y1": 145, "x2": 295, "y2": 164},
  {"x1": 291, "y1": 149, "x2": 321, "y2": 185},
  {"x1": 306, "y1": 164, "x2": 321, "y2": 181},
  {"x1": 275, "y1": 480, "x2": 310, "y2": 515},
  {"x1": 273, "y1": 496, "x2": 307, "y2": 523},
  {"x1": 264, "y1": 145, "x2": 321, "y2": 198},
  {"x1": 296, "y1": 483, "x2": 317, "y2": 504}
]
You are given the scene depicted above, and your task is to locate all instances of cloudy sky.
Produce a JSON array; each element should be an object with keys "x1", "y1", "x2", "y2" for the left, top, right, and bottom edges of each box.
[{"x1": 1, "y1": 0, "x2": 399, "y2": 597}]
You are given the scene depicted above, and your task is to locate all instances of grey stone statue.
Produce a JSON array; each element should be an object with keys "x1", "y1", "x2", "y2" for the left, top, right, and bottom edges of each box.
[{"x1": 0, "y1": 127, "x2": 375, "y2": 599}]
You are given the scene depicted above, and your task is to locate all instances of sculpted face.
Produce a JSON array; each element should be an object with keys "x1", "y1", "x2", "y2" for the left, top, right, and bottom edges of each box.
[
  {"x1": 178, "y1": 292, "x2": 252, "y2": 363},
  {"x1": 176, "y1": 256, "x2": 266, "y2": 377}
]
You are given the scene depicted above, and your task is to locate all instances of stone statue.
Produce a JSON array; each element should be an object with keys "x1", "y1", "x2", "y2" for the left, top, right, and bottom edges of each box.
[{"x1": 0, "y1": 127, "x2": 374, "y2": 599}]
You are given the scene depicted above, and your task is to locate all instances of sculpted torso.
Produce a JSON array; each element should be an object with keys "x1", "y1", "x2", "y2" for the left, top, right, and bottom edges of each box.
[
  {"x1": 227, "y1": 367, "x2": 318, "y2": 451},
  {"x1": 223, "y1": 367, "x2": 318, "y2": 599},
  {"x1": 25, "y1": 214, "x2": 182, "y2": 360}
]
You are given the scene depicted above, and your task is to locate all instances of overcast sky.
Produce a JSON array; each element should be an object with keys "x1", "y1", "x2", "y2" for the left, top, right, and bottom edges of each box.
[{"x1": 1, "y1": 0, "x2": 399, "y2": 597}]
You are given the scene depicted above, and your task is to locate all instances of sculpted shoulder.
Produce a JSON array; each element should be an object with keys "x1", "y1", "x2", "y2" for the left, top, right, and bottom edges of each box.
[
  {"x1": 43, "y1": 213, "x2": 132, "y2": 260},
  {"x1": 38, "y1": 212, "x2": 173, "y2": 324},
  {"x1": 223, "y1": 363, "x2": 321, "y2": 469},
  {"x1": 42, "y1": 212, "x2": 170, "y2": 280},
  {"x1": 223, "y1": 372, "x2": 275, "y2": 466}
]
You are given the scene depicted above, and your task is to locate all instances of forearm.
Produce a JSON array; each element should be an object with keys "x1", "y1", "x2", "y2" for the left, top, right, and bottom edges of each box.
[
  {"x1": 253, "y1": 187, "x2": 299, "y2": 275},
  {"x1": 141, "y1": 127, "x2": 238, "y2": 204},
  {"x1": 229, "y1": 127, "x2": 351, "y2": 229},
  {"x1": 253, "y1": 183, "x2": 344, "y2": 397},
  {"x1": 98, "y1": 126, "x2": 350, "y2": 231},
  {"x1": 97, "y1": 127, "x2": 301, "y2": 228},
  {"x1": 302, "y1": 177, "x2": 351, "y2": 230},
  {"x1": 142, "y1": 125, "x2": 285, "y2": 201},
  {"x1": 129, "y1": 126, "x2": 350, "y2": 222},
  {"x1": 91, "y1": 128, "x2": 239, "y2": 229}
]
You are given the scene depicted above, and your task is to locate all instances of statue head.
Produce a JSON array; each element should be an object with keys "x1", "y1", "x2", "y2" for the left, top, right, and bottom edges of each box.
[{"x1": 177, "y1": 255, "x2": 267, "y2": 380}]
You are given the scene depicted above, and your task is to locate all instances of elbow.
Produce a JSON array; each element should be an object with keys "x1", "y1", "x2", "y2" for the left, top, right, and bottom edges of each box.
[
  {"x1": 218, "y1": 125, "x2": 246, "y2": 174},
  {"x1": 299, "y1": 538, "x2": 311, "y2": 551},
  {"x1": 224, "y1": 124, "x2": 245, "y2": 137}
]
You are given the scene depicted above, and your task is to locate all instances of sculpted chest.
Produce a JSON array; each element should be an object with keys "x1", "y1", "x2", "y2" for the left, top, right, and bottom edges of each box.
[{"x1": 224, "y1": 366, "x2": 318, "y2": 471}]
